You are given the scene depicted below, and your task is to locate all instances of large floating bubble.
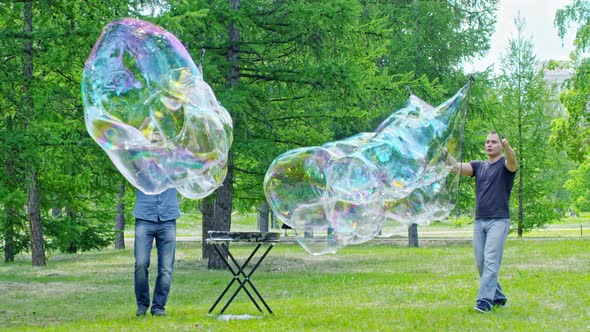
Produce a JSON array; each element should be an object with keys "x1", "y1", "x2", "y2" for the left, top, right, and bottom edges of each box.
[
  {"x1": 264, "y1": 82, "x2": 471, "y2": 255},
  {"x1": 82, "y1": 18, "x2": 232, "y2": 199}
]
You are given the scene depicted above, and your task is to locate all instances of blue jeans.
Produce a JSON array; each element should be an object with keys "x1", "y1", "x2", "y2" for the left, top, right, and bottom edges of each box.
[
  {"x1": 134, "y1": 218, "x2": 176, "y2": 313},
  {"x1": 473, "y1": 218, "x2": 510, "y2": 306}
]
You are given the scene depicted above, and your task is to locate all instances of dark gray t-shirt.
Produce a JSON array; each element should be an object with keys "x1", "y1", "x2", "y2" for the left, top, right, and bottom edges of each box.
[{"x1": 470, "y1": 157, "x2": 516, "y2": 219}]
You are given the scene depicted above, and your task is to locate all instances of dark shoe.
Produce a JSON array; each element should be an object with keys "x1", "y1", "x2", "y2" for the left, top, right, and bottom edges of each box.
[
  {"x1": 473, "y1": 301, "x2": 492, "y2": 313},
  {"x1": 493, "y1": 299, "x2": 507, "y2": 307},
  {"x1": 151, "y1": 310, "x2": 165, "y2": 316},
  {"x1": 136, "y1": 306, "x2": 148, "y2": 316}
]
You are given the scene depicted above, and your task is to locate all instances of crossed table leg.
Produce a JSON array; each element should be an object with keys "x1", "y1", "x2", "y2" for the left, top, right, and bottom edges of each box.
[{"x1": 208, "y1": 242, "x2": 274, "y2": 314}]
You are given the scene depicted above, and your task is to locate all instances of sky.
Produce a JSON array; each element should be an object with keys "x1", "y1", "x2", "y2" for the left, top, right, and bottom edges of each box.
[{"x1": 464, "y1": 0, "x2": 578, "y2": 73}]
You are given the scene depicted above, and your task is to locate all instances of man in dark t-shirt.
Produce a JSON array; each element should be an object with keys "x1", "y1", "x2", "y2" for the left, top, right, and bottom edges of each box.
[{"x1": 449, "y1": 131, "x2": 517, "y2": 313}]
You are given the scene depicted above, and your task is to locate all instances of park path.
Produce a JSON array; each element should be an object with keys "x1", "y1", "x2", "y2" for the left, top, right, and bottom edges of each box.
[{"x1": 172, "y1": 226, "x2": 587, "y2": 242}]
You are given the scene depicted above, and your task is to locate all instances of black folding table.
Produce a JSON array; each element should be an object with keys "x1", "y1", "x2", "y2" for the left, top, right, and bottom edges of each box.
[{"x1": 207, "y1": 231, "x2": 280, "y2": 314}]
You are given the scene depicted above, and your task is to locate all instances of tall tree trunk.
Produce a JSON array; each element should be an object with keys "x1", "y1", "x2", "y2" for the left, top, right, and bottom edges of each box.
[
  {"x1": 26, "y1": 169, "x2": 45, "y2": 266},
  {"x1": 4, "y1": 118, "x2": 16, "y2": 262},
  {"x1": 412, "y1": 0, "x2": 421, "y2": 79},
  {"x1": 408, "y1": 223, "x2": 419, "y2": 247},
  {"x1": 114, "y1": 183, "x2": 126, "y2": 249},
  {"x1": 408, "y1": 0, "x2": 422, "y2": 243},
  {"x1": 66, "y1": 207, "x2": 78, "y2": 253},
  {"x1": 257, "y1": 201, "x2": 269, "y2": 232},
  {"x1": 208, "y1": 155, "x2": 233, "y2": 269},
  {"x1": 3, "y1": 201, "x2": 16, "y2": 262},
  {"x1": 517, "y1": 82, "x2": 524, "y2": 237},
  {"x1": 3, "y1": 214, "x2": 15, "y2": 263},
  {"x1": 226, "y1": 0, "x2": 240, "y2": 90},
  {"x1": 201, "y1": 195, "x2": 215, "y2": 259},
  {"x1": 206, "y1": 0, "x2": 240, "y2": 269},
  {"x1": 23, "y1": 0, "x2": 45, "y2": 266}
]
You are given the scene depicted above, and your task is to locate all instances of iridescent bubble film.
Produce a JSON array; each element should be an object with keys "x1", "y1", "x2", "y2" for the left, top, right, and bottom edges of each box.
[
  {"x1": 82, "y1": 18, "x2": 232, "y2": 199},
  {"x1": 264, "y1": 82, "x2": 471, "y2": 255}
]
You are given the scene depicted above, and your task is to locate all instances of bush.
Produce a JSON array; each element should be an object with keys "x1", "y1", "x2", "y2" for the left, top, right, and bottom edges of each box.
[{"x1": 43, "y1": 215, "x2": 114, "y2": 253}]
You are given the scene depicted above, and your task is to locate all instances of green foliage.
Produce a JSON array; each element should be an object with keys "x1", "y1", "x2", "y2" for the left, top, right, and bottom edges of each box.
[
  {"x1": 551, "y1": 1, "x2": 590, "y2": 151},
  {"x1": 564, "y1": 156, "x2": 590, "y2": 211},
  {"x1": 0, "y1": 209, "x2": 30, "y2": 259},
  {"x1": 550, "y1": 59, "x2": 590, "y2": 162},
  {"x1": 1, "y1": 0, "x2": 567, "y2": 256},
  {"x1": 0, "y1": 1, "x2": 143, "y2": 260},
  {"x1": 0, "y1": 180, "x2": 29, "y2": 259},
  {"x1": 374, "y1": 0, "x2": 498, "y2": 85},
  {"x1": 43, "y1": 215, "x2": 115, "y2": 254},
  {"x1": 550, "y1": 1, "x2": 590, "y2": 216},
  {"x1": 554, "y1": 0, "x2": 590, "y2": 57}
]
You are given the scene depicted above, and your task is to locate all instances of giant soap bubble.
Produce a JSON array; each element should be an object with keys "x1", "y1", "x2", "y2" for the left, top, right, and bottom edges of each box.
[
  {"x1": 82, "y1": 18, "x2": 232, "y2": 199},
  {"x1": 264, "y1": 81, "x2": 471, "y2": 255}
]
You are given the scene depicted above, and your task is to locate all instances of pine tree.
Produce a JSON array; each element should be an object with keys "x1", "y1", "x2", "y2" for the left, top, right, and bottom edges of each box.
[{"x1": 496, "y1": 15, "x2": 561, "y2": 235}]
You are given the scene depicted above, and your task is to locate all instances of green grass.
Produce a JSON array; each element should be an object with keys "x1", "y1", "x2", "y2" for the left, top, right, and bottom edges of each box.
[{"x1": 1, "y1": 239, "x2": 589, "y2": 331}]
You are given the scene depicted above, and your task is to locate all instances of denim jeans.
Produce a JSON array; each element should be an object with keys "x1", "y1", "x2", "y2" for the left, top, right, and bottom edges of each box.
[
  {"x1": 473, "y1": 218, "x2": 510, "y2": 306},
  {"x1": 134, "y1": 218, "x2": 176, "y2": 313}
]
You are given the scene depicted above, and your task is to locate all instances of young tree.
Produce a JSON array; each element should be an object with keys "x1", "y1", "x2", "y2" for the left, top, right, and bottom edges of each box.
[
  {"x1": 563, "y1": 158, "x2": 590, "y2": 212},
  {"x1": 114, "y1": 183, "x2": 126, "y2": 249},
  {"x1": 496, "y1": 15, "x2": 561, "y2": 236}
]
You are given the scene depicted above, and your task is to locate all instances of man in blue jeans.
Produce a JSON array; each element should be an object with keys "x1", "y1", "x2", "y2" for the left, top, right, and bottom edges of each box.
[
  {"x1": 133, "y1": 188, "x2": 181, "y2": 316},
  {"x1": 450, "y1": 131, "x2": 517, "y2": 313}
]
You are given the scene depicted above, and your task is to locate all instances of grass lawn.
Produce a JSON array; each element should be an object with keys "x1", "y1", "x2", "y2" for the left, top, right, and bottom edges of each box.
[{"x1": 1, "y1": 238, "x2": 588, "y2": 331}]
